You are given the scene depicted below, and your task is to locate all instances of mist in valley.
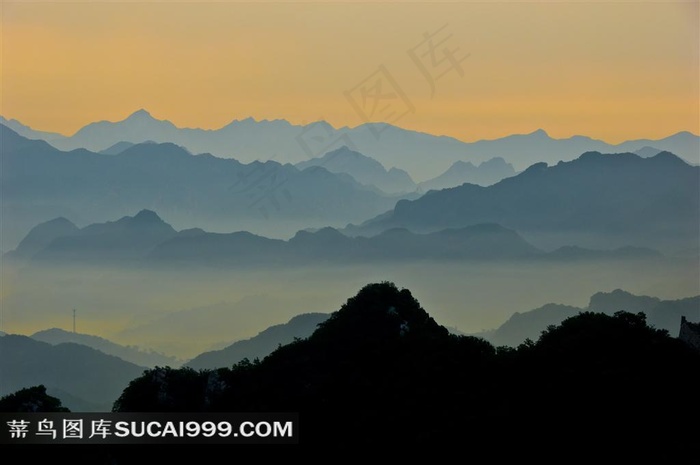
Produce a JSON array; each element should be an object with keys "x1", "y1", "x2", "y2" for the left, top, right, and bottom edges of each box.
[{"x1": 2, "y1": 254, "x2": 697, "y2": 360}]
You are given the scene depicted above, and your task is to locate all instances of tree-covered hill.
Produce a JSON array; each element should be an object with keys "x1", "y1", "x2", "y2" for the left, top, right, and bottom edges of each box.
[{"x1": 111, "y1": 282, "x2": 700, "y2": 455}]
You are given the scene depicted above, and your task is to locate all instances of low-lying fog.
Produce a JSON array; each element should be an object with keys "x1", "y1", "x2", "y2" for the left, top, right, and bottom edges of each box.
[{"x1": 2, "y1": 256, "x2": 698, "y2": 359}]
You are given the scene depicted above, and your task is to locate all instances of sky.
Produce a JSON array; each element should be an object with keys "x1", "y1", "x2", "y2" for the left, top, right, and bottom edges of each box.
[{"x1": 1, "y1": 1, "x2": 698, "y2": 143}]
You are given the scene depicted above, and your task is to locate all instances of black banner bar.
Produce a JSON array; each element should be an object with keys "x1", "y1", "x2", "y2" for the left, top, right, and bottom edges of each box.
[{"x1": 0, "y1": 413, "x2": 298, "y2": 444}]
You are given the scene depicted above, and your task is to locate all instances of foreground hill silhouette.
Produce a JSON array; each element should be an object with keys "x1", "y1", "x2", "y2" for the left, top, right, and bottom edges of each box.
[{"x1": 112, "y1": 282, "x2": 700, "y2": 455}]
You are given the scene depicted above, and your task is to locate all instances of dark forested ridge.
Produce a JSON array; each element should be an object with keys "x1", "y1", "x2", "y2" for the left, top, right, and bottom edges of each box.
[{"x1": 105, "y1": 283, "x2": 699, "y2": 455}]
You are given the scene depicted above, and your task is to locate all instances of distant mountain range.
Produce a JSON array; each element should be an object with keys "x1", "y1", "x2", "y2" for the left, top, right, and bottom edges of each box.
[
  {"x1": 186, "y1": 313, "x2": 330, "y2": 370},
  {"x1": 3, "y1": 110, "x2": 698, "y2": 180},
  {"x1": 0, "y1": 124, "x2": 411, "y2": 250},
  {"x1": 30, "y1": 328, "x2": 181, "y2": 368},
  {"x1": 486, "y1": 289, "x2": 700, "y2": 347},
  {"x1": 5, "y1": 211, "x2": 537, "y2": 266},
  {"x1": 298, "y1": 146, "x2": 519, "y2": 193},
  {"x1": 7, "y1": 210, "x2": 662, "y2": 269},
  {"x1": 0, "y1": 116, "x2": 65, "y2": 141},
  {"x1": 10, "y1": 210, "x2": 177, "y2": 264},
  {"x1": 348, "y1": 151, "x2": 700, "y2": 252},
  {"x1": 149, "y1": 222, "x2": 544, "y2": 266},
  {"x1": 419, "y1": 158, "x2": 517, "y2": 191},
  {"x1": 0, "y1": 335, "x2": 145, "y2": 411},
  {"x1": 296, "y1": 146, "x2": 416, "y2": 194}
]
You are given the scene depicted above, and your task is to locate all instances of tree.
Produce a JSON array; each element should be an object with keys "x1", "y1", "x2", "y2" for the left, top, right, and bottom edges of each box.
[{"x1": 0, "y1": 385, "x2": 69, "y2": 412}]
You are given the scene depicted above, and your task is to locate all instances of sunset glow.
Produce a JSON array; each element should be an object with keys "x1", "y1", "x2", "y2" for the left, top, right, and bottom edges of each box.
[{"x1": 1, "y1": 1, "x2": 698, "y2": 143}]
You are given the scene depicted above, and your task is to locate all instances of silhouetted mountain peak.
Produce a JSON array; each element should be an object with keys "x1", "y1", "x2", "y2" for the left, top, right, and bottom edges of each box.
[
  {"x1": 522, "y1": 161, "x2": 548, "y2": 173},
  {"x1": 576, "y1": 151, "x2": 606, "y2": 162},
  {"x1": 649, "y1": 151, "x2": 688, "y2": 165},
  {"x1": 571, "y1": 150, "x2": 688, "y2": 169},
  {"x1": 42, "y1": 217, "x2": 77, "y2": 230},
  {"x1": 312, "y1": 146, "x2": 385, "y2": 170},
  {"x1": 573, "y1": 151, "x2": 644, "y2": 166},
  {"x1": 80, "y1": 210, "x2": 176, "y2": 238},
  {"x1": 119, "y1": 141, "x2": 191, "y2": 158},
  {"x1": 633, "y1": 146, "x2": 663, "y2": 158},
  {"x1": 126, "y1": 109, "x2": 155, "y2": 121},
  {"x1": 7, "y1": 216, "x2": 80, "y2": 259},
  {"x1": 668, "y1": 130, "x2": 697, "y2": 139},
  {"x1": 33, "y1": 328, "x2": 75, "y2": 338},
  {"x1": 307, "y1": 120, "x2": 335, "y2": 131},
  {"x1": 177, "y1": 228, "x2": 207, "y2": 238},
  {"x1": 290, "y1": 227, "x2": 351, "y2": 247},
  {"x1": 453, "y1": 160, "x2": 477, "y2": 169},
  {"x1": 309, "y1": 226, "x2": 347, "y2": 239},
  {"x1": 480, "y1": 157, "x2": 509, "y2": 168},
  {"x1": 311, "y1": 282, "x2": 448, "y2": 347},
  {"x1": 132, "y1": 209, "x2": 164, "y2": 224},
  {"x1": 588, "y1": 289, "x2": 660, "y2": 313},
  {"x1": 327, "y1": 145, "x2": 360, "y2": 158}
]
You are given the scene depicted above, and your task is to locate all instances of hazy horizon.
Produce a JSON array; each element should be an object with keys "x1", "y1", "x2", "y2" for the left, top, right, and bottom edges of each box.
[
  {"x1": 2, "y1": 109, "x2": 698, "y2": 143},
  {"x1": 2, "y1": 2, "x2": 697, "y2": 143}
]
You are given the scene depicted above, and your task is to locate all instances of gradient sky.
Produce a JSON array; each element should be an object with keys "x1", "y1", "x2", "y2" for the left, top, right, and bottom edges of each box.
[{"x1": 1, "y1": 1, "x2": 698, "y2": 143}]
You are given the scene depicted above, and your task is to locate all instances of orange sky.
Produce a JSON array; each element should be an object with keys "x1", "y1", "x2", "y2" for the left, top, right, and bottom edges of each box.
[{"x1": 1, "y1": 1, "x2": 698, "y2": 143}]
